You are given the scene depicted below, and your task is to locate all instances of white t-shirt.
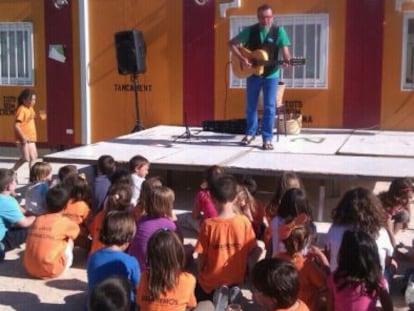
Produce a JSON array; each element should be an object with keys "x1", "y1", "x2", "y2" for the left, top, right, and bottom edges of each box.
[
  {"x1": 326, "y1": 224, "x2": 394, "y2": 273},
  {"x1": 130, "y1": 174, "x2": 145, "y2": 207}
]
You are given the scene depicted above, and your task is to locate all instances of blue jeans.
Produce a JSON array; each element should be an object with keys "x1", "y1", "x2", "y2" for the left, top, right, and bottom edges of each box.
[{"x1": 245, "y1": 75, "x2": 278, "y2": 141}]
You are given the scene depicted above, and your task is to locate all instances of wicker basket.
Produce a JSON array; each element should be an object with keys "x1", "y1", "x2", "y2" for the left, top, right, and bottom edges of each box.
[{"x1": 278, "y1": 113, "x2": 302, "y2": 135}]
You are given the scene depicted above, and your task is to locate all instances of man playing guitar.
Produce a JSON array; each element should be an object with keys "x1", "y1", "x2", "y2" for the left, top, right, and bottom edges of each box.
[{"x1": 229, "y1": 4, "x2": 291, "y2": 150}]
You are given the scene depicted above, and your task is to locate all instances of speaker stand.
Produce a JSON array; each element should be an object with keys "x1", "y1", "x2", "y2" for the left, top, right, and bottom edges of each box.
[
  {"x1": 174, "y1": 113, "x2": 198, "y2": 142},
  {"x1": 131, "y1": 73, "x2": 145, "y2": 133}
]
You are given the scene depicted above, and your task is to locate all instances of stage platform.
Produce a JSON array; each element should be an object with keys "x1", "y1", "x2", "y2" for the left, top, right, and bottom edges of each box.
[{"x1": 44, "y1": 125, "x2": 414, "y2": 181}]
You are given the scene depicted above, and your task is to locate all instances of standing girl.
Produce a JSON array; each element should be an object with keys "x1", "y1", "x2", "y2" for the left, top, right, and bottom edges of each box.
[
  {"x1": 136, "y1": 228, "x2": 197, "y2": 310},
  {"x1": 327, "y1": 230, "x2": 393, "y2": 311},
  {"x1": 12, "y1": 89, "x2": 45, "y2": 173},
  {"x1": 25, "y1": 161, "x2": 52, "y2": 215}
]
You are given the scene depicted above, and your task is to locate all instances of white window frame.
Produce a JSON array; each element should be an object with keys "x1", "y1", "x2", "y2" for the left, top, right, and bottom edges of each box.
[
  {"x1": 402, "y1": 11, "x2": 414, "y2": 90},
  {"x1": 0, "y1": 22, "x2": 34, "y2": 86},
  {"x1": 229, "y1": 14, "x2": 329, "y2": 89}
]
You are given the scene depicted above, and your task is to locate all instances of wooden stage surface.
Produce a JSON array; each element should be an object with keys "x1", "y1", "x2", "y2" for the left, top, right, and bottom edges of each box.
[{"x1": 44, "y1": 125, "x2": 414, "y2": 181}]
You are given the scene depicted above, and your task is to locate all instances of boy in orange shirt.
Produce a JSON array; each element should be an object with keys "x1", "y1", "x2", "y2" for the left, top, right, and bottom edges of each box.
[
  {"x1": 23, "y1": 185, "x2": 80, "y2": 279},
  {"x1": 194, "y1": 174, "x2": 263, "y2": 303}
]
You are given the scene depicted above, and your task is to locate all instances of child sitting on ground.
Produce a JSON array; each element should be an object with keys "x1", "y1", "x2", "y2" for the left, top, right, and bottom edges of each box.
[
  {"x1": 276, "y1": 213, "x2": 329, "y2": 311},
  {"x1": 235, "y1": 177, "x2": 266, "y2": 240},
  {"x1": 88, "y1": 184, "x2": 133, "y2": 255},
  {"x1": 89, "y1": 275, "x2": 132, "y2": 311},
  {"x1": 251, "y1": 257, "x2": 310, "y2": 311},
  {"x1": 271, "y1": 188, "x2": 314, "y2": 257},
  {"x1": 325, "y1": 187, "x2": 394, "y2": 284},
  {"x1": 56, "y1": 164, "x2": 78, "y2": 185},
  {"x1": 128, "y1": 186, "x2": 177, "y2": 272},
  {"x1": 62, "y1": 173, "x2": 92, "y2": 225},
  {"x1": 266, "y1": 171, "x2": 304, "y2": 222},
  {"x1": 87, "y1": 210, "x2": 140, "y2": 309},
  {"x1": 109, "y1": 167, "x2": 131, "y2": 187},
  {"x1": 327, "y1": 230, "x2": 393, "y2": 311},
  {"x1": 194, "y1": 174, "x2": 263, "y2": 303},
  {"x1": 129, "y1": 155, "x2": 150, "y2": 207},
  {"x1": 189, "y1": 165, "x2": 225, "y2": 233},
  {"x1": 25, "y1": 161, "x2": 52, "y2": 215},
  {"x1": 265, "y1": 172, "x2": 304, "y2": 255},
  {"x1": 23, "y1": 185, "x2": 80, "y2": 278},
  {"x1": 61, "y1": 173, "x2": 93, "y2": 250},
  {"x1": 137, "y1": 228, "x2": 197, "y2": 310},
  {"x1": 93, "y1": 155, "x2": 116, "y2": 212},
  {"x1": 0, "y1": 168, "x2": 35, "y2": 261},
  {"x1": 378, "y1": 177, "x2": 413, "y2": 249},
  {"x1": 133, "y1": 176, "x2": 163, "y2": 220}
]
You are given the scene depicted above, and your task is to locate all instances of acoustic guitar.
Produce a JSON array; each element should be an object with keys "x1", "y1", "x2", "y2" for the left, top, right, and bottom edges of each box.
[{"x1": 231, "y1": 47, "x2": 306, "y2": 78}]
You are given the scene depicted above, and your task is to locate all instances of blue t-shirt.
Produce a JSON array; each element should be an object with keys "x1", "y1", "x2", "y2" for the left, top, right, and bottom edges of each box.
[
  {"x1": 0, "y1": 194, "x2": 24, "y2": 241},
  {"x1": 87, "y1": 248, "x2": 140, "y2": 303}
]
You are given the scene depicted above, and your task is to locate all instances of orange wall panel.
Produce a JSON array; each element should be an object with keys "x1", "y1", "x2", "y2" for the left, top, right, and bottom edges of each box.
[
  {"x1": 381, "y1": 1, "x2": 414, "y2": 130},
  {"x1": 0, "y1": 0, "x2": 47, "y2": 143},
  {"x1": 87, "y1": 0, "x2": 183, "y2": 142}
]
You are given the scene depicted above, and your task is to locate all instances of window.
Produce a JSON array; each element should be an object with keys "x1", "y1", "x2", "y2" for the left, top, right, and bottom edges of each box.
[
  {"x1": 0, "y1": 22, "x2": 34, "y2": 86},
  {"x1": 402, "y1": 12, "x2": 414, "y2": 90},
  {"x1": 229, "y1": 14, "x2": 329, "y2": 89}
]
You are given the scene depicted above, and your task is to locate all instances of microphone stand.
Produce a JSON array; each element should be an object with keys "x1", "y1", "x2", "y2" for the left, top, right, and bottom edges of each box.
[
  {"x1": 174, "y1": 112, "x2": 198, "y2": 142},
  {"x1": 131, "y1": 73, "x2": 145, "y2": 133}
]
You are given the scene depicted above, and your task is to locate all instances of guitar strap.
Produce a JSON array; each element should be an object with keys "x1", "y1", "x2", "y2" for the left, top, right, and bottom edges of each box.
[{"x1": 246, "y1": 24, "x2": 279, "y2": 77}]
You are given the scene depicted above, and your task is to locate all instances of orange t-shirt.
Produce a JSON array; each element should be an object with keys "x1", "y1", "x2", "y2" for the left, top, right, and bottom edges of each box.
[
  {"x1": 274, "y1": 299, "x2": 310, "y2": 311},
  {"x1": 63, "y1": 199, "x2": 91, "y2": 225},
  {"x1": 87, "y1": 209, "x2": 105, "y2": 255},
  {"x1": 15, "y1": 105, "x2": 36, "y2": 142},
  {"x1": 23, "y1": 212, "x2": 80, "y2": 279},
  {"x1": 277, "y1": 252, "x2": 326, "y2": 311},
  {"x1": 194, "y1": 214, "x2": 257, "y2": 293},
  {"x1": 137, "y1": 270, "x2": 197, "y2": 310}
]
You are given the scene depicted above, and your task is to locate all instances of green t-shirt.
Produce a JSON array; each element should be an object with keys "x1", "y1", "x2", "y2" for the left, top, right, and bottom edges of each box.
[{"x1": 236, "y1": 24, "x2": 291, "y2": 78}]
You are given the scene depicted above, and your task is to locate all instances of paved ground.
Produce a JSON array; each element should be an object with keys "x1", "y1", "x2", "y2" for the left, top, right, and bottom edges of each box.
[{"x1": 0, "y1": 147, "x2": 413, "y2": 310}]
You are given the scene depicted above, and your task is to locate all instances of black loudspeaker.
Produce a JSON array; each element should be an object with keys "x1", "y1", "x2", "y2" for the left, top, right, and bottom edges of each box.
[{"x1": 114, "y1": 29, "x2": 146, "y2": 75}]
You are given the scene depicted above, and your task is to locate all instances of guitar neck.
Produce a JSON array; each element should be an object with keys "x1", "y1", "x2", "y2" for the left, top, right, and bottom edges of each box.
[{"x1": 254, "y1": 59, "x2": 288, "y2": 66}]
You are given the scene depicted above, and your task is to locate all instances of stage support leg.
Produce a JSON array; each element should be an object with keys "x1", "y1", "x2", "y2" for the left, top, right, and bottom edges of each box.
[{"x1": 317, "y1": 180, "x2": 325, "y2": 221}]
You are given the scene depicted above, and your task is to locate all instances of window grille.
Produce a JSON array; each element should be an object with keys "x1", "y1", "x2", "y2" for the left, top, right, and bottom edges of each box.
[
  {"x1": 402, "y1": 12, "x2": 414, "y2": 90},
  {"x1": 229, "y1": 14, "x2": 329, "y2": 89},
  {"x1": 0, "y1": 22, "x2": 34, "y2": 86}
]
